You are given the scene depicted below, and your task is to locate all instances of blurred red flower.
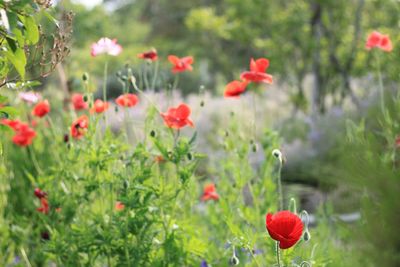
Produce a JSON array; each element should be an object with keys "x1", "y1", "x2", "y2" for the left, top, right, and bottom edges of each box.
[
  {"x1": 138, "y1": 48, "x2": 158, "y2": 61},
  {"x1": 70, "y1": 115, "x2": 89, "y2": 139},
  {"x1": 116, "y1": 93, "x2": 138, "y2": 107},
  {"x1": 72, "y1": 93, "x2": 88, "y2": 111},
  {"x1": 265, "y1": 210, "x2": 303, "y2": 249},
  {"x1": 366, "y1": 31, "x2": 393, "y2": 52},
  {"x1": 240, "y1": 58, "x2": 273, "y2": 84},
  {"x1": 160, "y1": 103, "x2": 194, "y2": 129},
  {"x1": 34, "y1": 188, "x2": 47, "y2": 199},
  {"x1": 168, "y1": 55, "x2": 194, "y2": 73},
  {"x1": 91, "y1": 99, "x2": 109, "y2": 114},
  {"x1": 32, "y1": 100, "x2": 50, "y2": 118},
  {"x1": 1, "y1": 119, "x2": 36, "y2": 146},
  {"x1": 115, "y1": 201, "x2": 125, "y2": 211},
  {"x1": 37, "y1": 198, "x2": 49, "y2": 214},
  {"x1": 224, "y1": 80, "x2": 249, "y2": 97},
  {"x1": 201, "y1": 183, "x2": 219, "y2": 201}
]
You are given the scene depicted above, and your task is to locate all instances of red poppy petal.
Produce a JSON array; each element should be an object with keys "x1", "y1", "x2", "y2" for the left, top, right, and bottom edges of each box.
[
  {"x1": 168, "y1": 55, "x2": 180, "y2": 65},
  {"x1": 255, "y1": 58, "x2": 269, "y2": 72},
  {"x1": 176, "y1": 104, "x2": 191, "y2": 119},
  {"x1": 182, "y1": 56, "x2": 194, "y2": 65}
]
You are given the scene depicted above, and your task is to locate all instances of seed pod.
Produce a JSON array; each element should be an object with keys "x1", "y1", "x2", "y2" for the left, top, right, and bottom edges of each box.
[
  {"x1": 82, "y1": 72, "x2": 89, "y2": 81},
  {"x1": 150, "y1": 130, "x2": 156, "y2": 137}
]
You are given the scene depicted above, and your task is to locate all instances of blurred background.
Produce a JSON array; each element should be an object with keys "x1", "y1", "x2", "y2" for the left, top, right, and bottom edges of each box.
[{"x1": 6, "y1": 0, "x2": 400, "y2": 265}]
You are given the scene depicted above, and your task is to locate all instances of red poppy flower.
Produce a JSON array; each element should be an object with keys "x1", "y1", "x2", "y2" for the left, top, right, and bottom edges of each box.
[
  {"x1": 2, "y1": 119, "x2": 37, "y2": 147},
  {"x1": 160, "y1": 103, "x2": 194, "y2": 129},
  {"x1": 70, "y1": 115, "x2": 89, "y2": 139},
  {"x1": 138, "y1": 48, "x2": 158, "y2": 61},
  {"x1": 115, "y1": 201, "x2": 125, "y2": 211},
  {"x1": 32, "y1": 100, "x2": 50, "y2": 118},
  {"x1": 240, "y1": 58, "x2": 273, "y2": 84},
  {"x1": 366, "y1": 31, "x2": 393, "y2": 52},
  {"x1": 91, "y1": 99, "x2": 109, "y2": 114},
  {"x1": 116, "y1": 93, "x2": 139, "y2": 107},
  {"x1": 396, "y1": 136, "x2": 400, "y2": 148},
  {"x1": 168, "y1": 55, "x2": 194, "y2": 73},
  {"x1": 1, "y1": 119, "x2": 22, "y2": 130},
  {"x1": 155, "y1": 155, "x2": 165, "y2": 163},
  {"x1": 265, "y1": 210, "x2": 303, "y2": 249},
  {"x1": 201, "y1": 183, "x2": 219, "y2": 201},
  {"x1": 37, "y1": 197, "x2": 50, "y2": 214},
  {"x1": 34, "y1": 188, "x2": 47, "y2": 199},
  {"x1": 224, "y1": 80, "x2": 249, "y2": 97},
  {"x1": 72, "y1": 93, "x2": 88, "y2": 111}
]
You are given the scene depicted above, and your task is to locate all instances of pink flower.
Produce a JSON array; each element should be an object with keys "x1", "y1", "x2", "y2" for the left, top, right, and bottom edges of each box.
[
  {"x1": 19, "y1": 91, "x2": 41, "y2": 104},
  {"x1": 91, "y1": 38, "x2": 122, "y2": 57},
  {"x1": 365, "y1": 31, "x2": 393, "y2": 52}
]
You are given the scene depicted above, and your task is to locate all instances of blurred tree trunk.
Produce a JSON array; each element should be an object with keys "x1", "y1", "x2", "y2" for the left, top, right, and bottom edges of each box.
[{"x1": 311, "y1": 2, "x2": 324, "y2": 114}]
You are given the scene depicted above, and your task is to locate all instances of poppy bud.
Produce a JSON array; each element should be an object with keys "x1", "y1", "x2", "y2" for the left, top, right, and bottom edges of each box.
[
  {"x1": 114, "y1": 106, "x2": 119, "y2": 113},
  {"x1": 200, "y1": 100, "x2": 204, "y2": 107},
  {"x1": 249, "y1": 139, "x2": 254, "y2": 145},
  {"x1": 63, "y1": 134, "x2": 69, "y2": 143},
  {"x1": 300, "y1": 261, "x2": 312, "y2": 267},
  {"x1": 150, "y1": 130, "x2": 156, "y2": 137},
  {"x1": 229, "y1": 254, "x2": 239, "y2": 266},
  {"x1": 34, "y1": 188, "x2": 47, "y2": 199},
  {"x1": 225, "y1": 131, "x2": 229, "y2": 137},
  {"x1": 167, "y1": 151, "x2": 173, "y2": 159},
  {"x1": 303, "y1": 230, "x2": 311, "y2": 242},
  {"x1": 187, "y1": 153, "x2": 193, "y2": 160},
  {"x1": 123, "y1": 180, "x2": 129, "y2": 189},
  {"x1": 272, "y1": 149, "x2": 283, "y2": 164},
  {"x1": 41, "y1": 231, "x2": 50, "y2": 240},
  {"x1": 252, "y1": 144, "x2": 257, "y2": 152},
  {"x1": 82, "y1": 72, "x2": 89, "y2": 81},
  {"x1": 83, "y1": 95, "x2": 88, "y2": 102}
]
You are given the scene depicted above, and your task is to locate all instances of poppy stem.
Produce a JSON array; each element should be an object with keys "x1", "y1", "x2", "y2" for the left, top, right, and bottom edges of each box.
[
  {"x1": 130, "y1": 78, "x2": 161, "y2": 114},
  {"x1": 275, "y1": 241, "x2": 282, "y2": 267},
  {"x1": 375, "y1": 53, "x2": 385, "y2": 114},
  {"x1": 151, "y1": 60, "x2": 159, "y2": 91},
  {"x1": 103, "y1": 60, "x2": 108, "y2": 125},
  {"x1": 277, "y1": 158, "x2": 283, "y2": 211},
  {"x1": 143, "y1": 63, "x2": 150, "y2": 91}
]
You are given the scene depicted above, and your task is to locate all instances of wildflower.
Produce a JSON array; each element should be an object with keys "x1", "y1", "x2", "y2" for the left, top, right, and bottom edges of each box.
[
  {"x1": 32, "y1": 100, "x2": 50, "y2": 118},
  {"x1": 200, "y1": 260, "x2": 208, "y2": 267},
  {"x1": 19, "y1": 91, "x2": 41, "y2": 104},
  {"x1": 160, "y1": 103, "x2": 194, "y2": 129},
  {"x1": 70, "y1": 115, "x2": 89, "y2": 139},
  {"x1": 115, "y1": 201, "x2": 125, "y2": 211},
  {"x1": 240, "y1": 58, "x2": 273, "y2": 84},
  {"x1": 2, "y1": 119, "x2": 37, "y2": 147},
  {"x1": 224, "y1": 80, "x2": 249, "y2": 98},
  {"x1": 201, "y1": 183, "x2": 219, "y2": 201},
  {"x1": 138, "y1": 48, "x2": 158, "y2": 61},
  {"x1": 72, "y1": 93, "x2": 88, "y2": 111},
  {"x1": 91, "y1": 37, "x2": 122, "y2": 57},
  {"x1": 91, "y1": 99, "x2": 109, "y2": 114},
  {"x1": 168, "y1": 55, "x2": 194, "y2": 73},
  {"x1": 155, "y1": 155, "x2": 165, "y2": 163},
  {"x1": 366, "y1": 31, "x2": 393, "y2": 52},
  {"x1": 116, "y1": 93, "x2": 138, "y2": 108},
  {"x1": 37, "y1": 198, "x2": 49, "y2": 214},
  {"x1": 265, "y1": 210, "x2": 303, "y2": 249},
  {"x1": 34, "y1": 188, "x2": 47, "y2": 199}
]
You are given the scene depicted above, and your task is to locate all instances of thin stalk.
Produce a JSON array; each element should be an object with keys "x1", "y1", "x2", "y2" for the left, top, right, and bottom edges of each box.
[
  {"x1": 277, "y1": 159, "x2": 283, "y2": 211},
  {"x1": 276, "y1": 241, "x2": 282, "y2": 267},
  {"x1": 131, "y1": 79, "x2": 161, "y2": 114},
  {"x1": 151, "y1": 60, "x2": 159, "y2": 90},
  {"x1": 103, "y1": 61, "x2": 109, "y2": 125},
  {"x1": 375, "y1": 53, "x2": 385, "y2": 114},
  {"x1": 143, "y1": 63, "x2": 150, "y2": 91},
  {"x1": 246, "y1": 246, "x2": 261, "y2": 267}
]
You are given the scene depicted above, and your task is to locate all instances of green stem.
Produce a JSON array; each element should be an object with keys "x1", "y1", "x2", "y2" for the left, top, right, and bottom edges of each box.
[
  {"x1": 143, "y1": 63, "x2": 150, "y2": 91},
  {"x1": 131, "y1": 79, "x2": 161, "y2": 113},
  {"x1": 276, "y1": 241, "x2": 282, "y2": 267},
  {"x1": 375, "y1": 53, "x2": 385, "y2": 114},
  {"x1": 151, "y1": 60, "x2": 159, "y2": 91},
  {"x1": 103, "y1": 61, "x2": 109, "y2": 127},
  {"x1": 247, "y1": 246, "x2": 261, "y2": 267},
  {"x1": 277, "y1": 159, "x2": 283, "y2": 211}
]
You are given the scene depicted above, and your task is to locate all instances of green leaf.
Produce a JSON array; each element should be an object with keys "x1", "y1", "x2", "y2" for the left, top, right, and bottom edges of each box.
[
  {"x1": 24, "y1": 16, "x2": 39, "y2": 45},
  {"x1": 0, "y1": 106, "x2": 19, "y2": 117},
  {"x1": 4, "y1": 47, "x2": 26, "y2": 78}
]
